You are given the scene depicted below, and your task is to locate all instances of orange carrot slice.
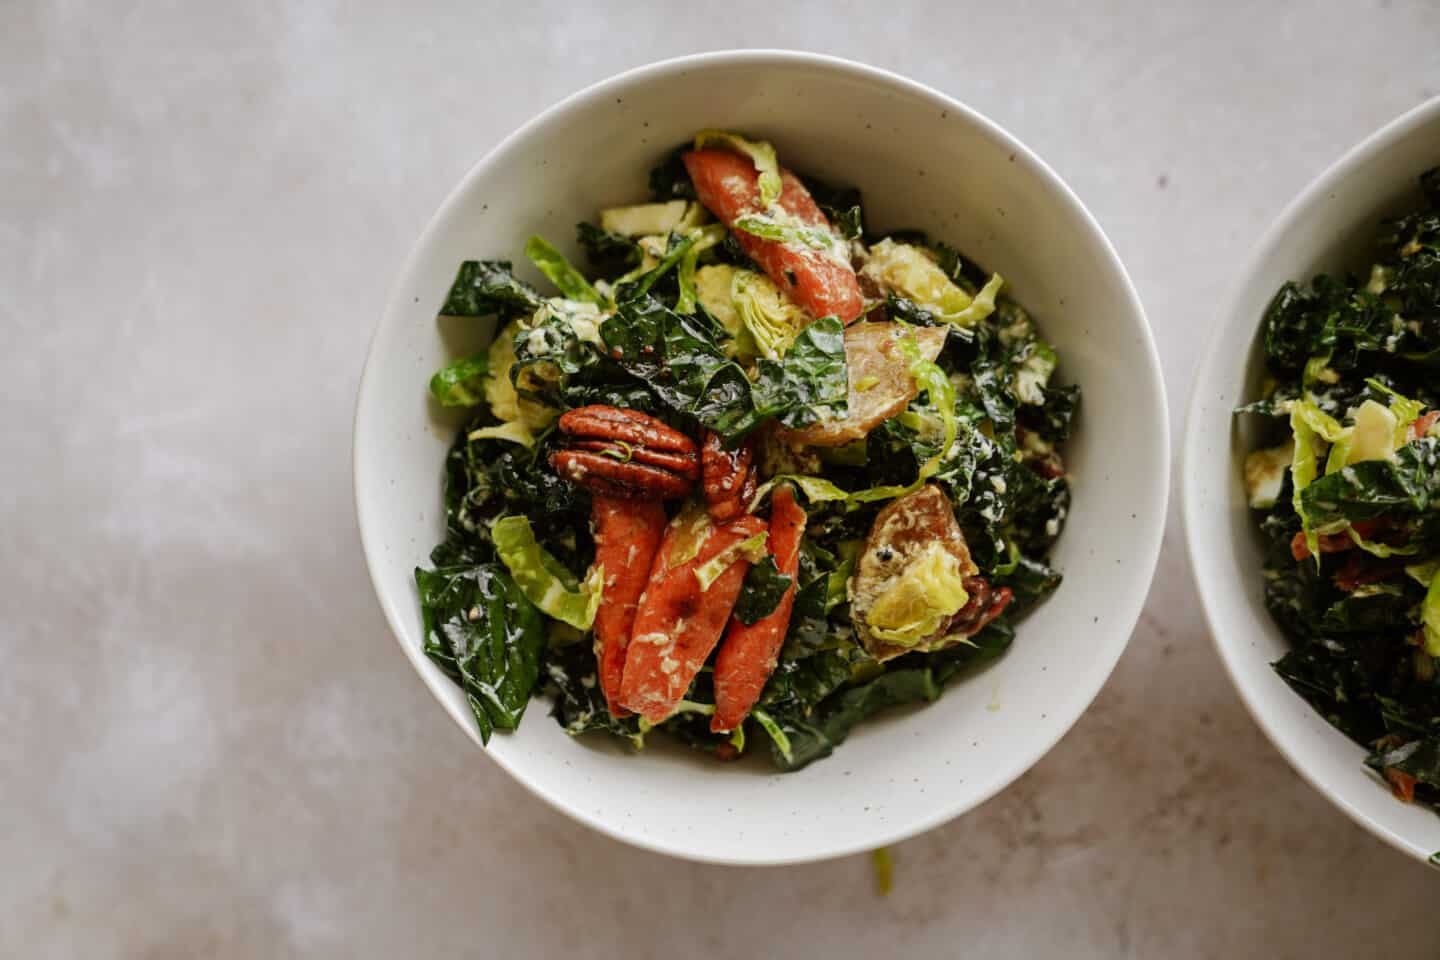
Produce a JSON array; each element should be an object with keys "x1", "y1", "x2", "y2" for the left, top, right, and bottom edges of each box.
[
  {"x1": 682, "y1": 148, "x2": 865, "y2": 325},
  {"x1": 591, "y1": 495, "x2": 669, "y2": 715},
  {"x1": 619, "y1": 513, "x2": 767, "y2": 724},
  {"x1": 711, "y1": 485, "x2": 807, "y2": 732}
]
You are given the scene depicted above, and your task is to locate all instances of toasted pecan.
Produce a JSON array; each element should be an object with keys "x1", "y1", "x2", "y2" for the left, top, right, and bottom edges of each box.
[
  {"x1": 558, "y1": 406, "x2": 697, "y2": 454},
  {"x1": 551, "y1": 405, "x2": 699, "y2": 500}
]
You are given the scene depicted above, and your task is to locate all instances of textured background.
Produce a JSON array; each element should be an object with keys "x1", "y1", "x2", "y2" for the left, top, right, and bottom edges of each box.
[{"x1": 5, "y1": 1, "x2": 1440, "y2": 956}]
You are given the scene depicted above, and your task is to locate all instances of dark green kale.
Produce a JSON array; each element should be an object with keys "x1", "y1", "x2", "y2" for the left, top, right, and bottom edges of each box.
[
  {"x1": 1020, "y1": 382, "x2": 1080, "y2": 444},
  {"x1": 658, "y1": 669, "x2": 734, "y2": 758},
  {"x1": 781, "y1": 667, "x2": 941, "y2": 767},
  {"x1": 439, "y1": 424, "x2": 590, "y2": 574},
  {"x1": 755, "y1": 622, "x2": 1013, "y2": 772},
  {"x1": 415, "y1": 563, "x2": 546, "y2": 743},
  {"x1": 609, "y1": 231, "x2": 701, "y2": 308},
  {"x1": 648, "y1": 146, "x2": 696, "y2": 201},
  {"x1": 779, "y1": 555, "x2": 847, "y2": 658},
  {"x1": 1261, "y1": 275, "x2": 1398, "y2": 375},
  {"x1": 1001, "y1": 468, "x2": 1070, "y2": 558},
  {"x1": 733, "y1": 557, "x2": 793, "y2": 626},
  {"x1": 1321, "y1": 587, "x2": 1417, "y2": 634},
  {"x1": 1380, "y1": 202, "x2": 1440, "y2": 326},
  {"x1": 440, "y1": 260, "x2": 543, "y2": 318},
  {"x1": 599, "y1": 296, "x2": 847, "y2": 442},
  {"x1": 926, "y1": 620, "x2": 1015, "y2": 685},
  {"x1": 747, "y1": 317, "x2": 849, "y2": 432},
  {"x1": 509, "y1": 307, "x2": 611, "y2": 408},
  {"x1": 575, "y1": 222, "x2": 641, "y2": 277},
  {"x1": 1272, "y1": 641, "x2": 1390, "y2": 744},
  {"x1": 860, "y1": 418, "x2": 929, "y2": 489},
  {"x1": 541, "y1": 640, "x2": 643, "y2": 743},
  {"x1": 801, "y1": 175, "x2": 864, "y2": 240},
  {"x1": 1300, "y1": 438, "x2": 1440, "y2": 526},
  {"x1": 599, "y1": 294, "x2": 751, "y2": 420},
  {"x1": 738, "y1": 492, "x2": 1025, "y2": 773},
  {"x1": 882, "y1": 294, "x2": 946, "y2": 328},
  {"x1": 1261, "y1": 172, "x2": 1440, "y2": 378},
  {"x1": 995, "y1": 555, "x2": 1063, "y2": 617}
]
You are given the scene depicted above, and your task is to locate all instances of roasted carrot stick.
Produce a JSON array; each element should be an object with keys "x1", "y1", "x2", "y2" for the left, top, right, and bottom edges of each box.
[
  {"x1": 711, "y1": 485, "x2": 807, "y2": 732},
  {"x1": 591, "y1": 495, "x2": 669, "y2": 715},
  {"x1": 619, "y1": 513, "x2": 767, "y2": 724},
  {"x1": 683, "y1": 148, "x2": 865, "y2": 325}
]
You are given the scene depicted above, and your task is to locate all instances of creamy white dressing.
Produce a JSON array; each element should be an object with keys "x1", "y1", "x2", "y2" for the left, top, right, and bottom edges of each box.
[{"x1": 538, "y1": 298, "x2": 606, "y2": 346}]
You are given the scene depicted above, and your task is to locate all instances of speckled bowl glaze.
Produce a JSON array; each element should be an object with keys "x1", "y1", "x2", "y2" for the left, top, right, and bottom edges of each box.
[
  {"x1": 355, "y1": 51, "x2": 1167, "y2": 864},
  {"x1": 1184, "y1": 98, "x2": 1440, "y2": 866}
]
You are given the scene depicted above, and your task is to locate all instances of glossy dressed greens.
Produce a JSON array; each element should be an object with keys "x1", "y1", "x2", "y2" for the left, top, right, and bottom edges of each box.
[
  {"x1": 1239, "y1": 167, "x2": 1440, "y2": 809},
  {"x1": 417, "y1": 144, "x2": 1078, "y2": 769}
]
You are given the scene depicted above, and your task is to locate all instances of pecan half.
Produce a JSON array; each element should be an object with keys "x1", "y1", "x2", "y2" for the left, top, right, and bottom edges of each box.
[
  {"x1": 701, "y1": 430, "x2": 756, "y2": 523},
  {"x1": 559, "y1": 406, "x2": 697, "y2": 455},
  {"x1": 565, "y1": 439, "x2": 699, "y2": 479},
  {"x1": 550, "y1": 405, "x2": 699, "y2": 500}
]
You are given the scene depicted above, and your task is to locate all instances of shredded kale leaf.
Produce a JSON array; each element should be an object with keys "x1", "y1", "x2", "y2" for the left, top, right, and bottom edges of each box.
[
  {"x1": 416, "y1": 563, "x2": 546, "y2": 744},
  {"x1": 542, "y1": 640, "x2": 643, "y2": 744},
  {"x1": 438, "y1": 423, "x2": 590, "y2": 571},
  {"x1": 509, "y1": 307, "x2": 612, "y2": 409},
  {"x1": 755, "y1": 622, "x2": 1014, "y2": 772},
  {"x1": 440, "y1": 260, "x2": 543, "y2": 318},
  {"x1": 600, "y1": 297, "x2": 847, "y2": 442},
  {"x1": 647, "y1": 146, "x2": 697, "y2": 201},
  {"x1": 802, "y1": 174, "x2": 865, "y2": 240},
  {"x1": 575, "y1": 222, "x2": 642, "y2": 278},
  {"x1": 733, "y1": 557, "x2": 793, "y2": 626}
]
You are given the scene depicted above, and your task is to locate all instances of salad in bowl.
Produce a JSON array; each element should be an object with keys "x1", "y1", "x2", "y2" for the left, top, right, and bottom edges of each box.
[
  {"x1": 1239, "y1": 167, "x2": 1440, "y2": 810},
  {"x1": 416, "y1": 130, "x2": 1079, "y2": 772}
]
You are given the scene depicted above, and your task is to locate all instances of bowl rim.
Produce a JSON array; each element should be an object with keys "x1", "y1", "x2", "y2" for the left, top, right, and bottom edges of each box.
[
  {"x1": 1181, "y1": 95, "x2": 1440, "y2": 866},
  {"x1": 354, "y1": 48, "x2": 1167, "y2": 864}
]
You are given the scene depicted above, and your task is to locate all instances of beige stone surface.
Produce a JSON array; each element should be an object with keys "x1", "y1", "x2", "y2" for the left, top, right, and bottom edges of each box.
[{"x1": 5, "y1": 1, "x2": 1440, "y2": 956}]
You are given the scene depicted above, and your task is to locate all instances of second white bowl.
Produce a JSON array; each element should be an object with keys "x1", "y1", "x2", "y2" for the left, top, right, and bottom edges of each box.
[{"x1": 1184, "y1": 98, "x2": 1440, "y2": 865}]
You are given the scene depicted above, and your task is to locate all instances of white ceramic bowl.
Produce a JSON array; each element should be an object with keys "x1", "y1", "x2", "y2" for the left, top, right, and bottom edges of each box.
[
  {"x1": 1184, "y1": 98, "x2": 1440, "y2": 864},
  {"x1": 355, "y1": 51, "x2": 1168, "y2": 864}
]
